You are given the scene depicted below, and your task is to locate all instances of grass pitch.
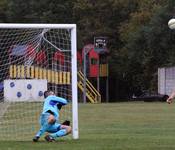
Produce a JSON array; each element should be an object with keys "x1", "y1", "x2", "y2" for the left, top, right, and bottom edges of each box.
[{"x1": 1, "y1": 102, "x2": 175, "y2": 150}]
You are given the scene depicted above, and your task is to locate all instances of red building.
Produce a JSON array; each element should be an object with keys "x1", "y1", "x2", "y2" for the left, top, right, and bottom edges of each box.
[
  {"x1": 88, "y1": 48, "x2": 99, "y2": 77},
  {"x1": 81, "y1": 44, "x2": 100, "y2": 77},
  {"x1": 77, "y1": 51, "x2": 82, "y2": 70}
]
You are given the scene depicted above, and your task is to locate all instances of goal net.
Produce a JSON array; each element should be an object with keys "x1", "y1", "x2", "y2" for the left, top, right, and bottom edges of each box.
[{"x1": 0, "y1": 24, "x2": 78, "y2": 141}]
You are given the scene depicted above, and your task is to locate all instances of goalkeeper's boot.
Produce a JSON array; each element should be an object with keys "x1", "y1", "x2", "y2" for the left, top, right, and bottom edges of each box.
[
  {"x1": 33, "y1": 136, "x2": 40, "y2": 142},
  {"x1": 44, "y1": 135, "x2": 55, "y2": 142}
]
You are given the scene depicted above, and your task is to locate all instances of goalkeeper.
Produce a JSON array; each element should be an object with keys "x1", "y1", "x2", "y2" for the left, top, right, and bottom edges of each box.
[{"x1": 33, "y1": 90, "x2": 71, "y2": 142}]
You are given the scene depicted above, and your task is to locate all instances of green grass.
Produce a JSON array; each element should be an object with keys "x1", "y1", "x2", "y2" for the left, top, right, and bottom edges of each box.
[{"x1": 1, "y1": 102, "x2": 175, "y2": 150}]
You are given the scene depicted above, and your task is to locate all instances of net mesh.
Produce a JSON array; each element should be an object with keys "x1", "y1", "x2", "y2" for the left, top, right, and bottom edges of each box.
[{"x1": 0, "y1": 27, "x2": 72, "y2": 141}]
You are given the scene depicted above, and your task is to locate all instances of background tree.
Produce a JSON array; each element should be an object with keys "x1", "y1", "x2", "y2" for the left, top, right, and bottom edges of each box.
[
  {"x1": 0, "y1": 0, "x2": 175, "y2": 100},
  {"x1": 118, "y1": 0, "x2": 175, "y2": 96}
]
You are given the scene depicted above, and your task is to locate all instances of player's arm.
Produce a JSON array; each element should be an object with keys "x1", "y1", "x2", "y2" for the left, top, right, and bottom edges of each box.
[
  {"x1": 55, "y1": 96, "x2": 68, "y2": 110},
  {"x1": 49, "y1": 95, "x2": 68, "y2": 105},
  {"x1": 167, "y1": 91, "x2": 175, "y2": 104},
  {"x1": 54, "y1": 96, "x2": 68, "y2": 105},
  {"x1": 48, "y1": 95, "x2": 68, "y2": 110}
]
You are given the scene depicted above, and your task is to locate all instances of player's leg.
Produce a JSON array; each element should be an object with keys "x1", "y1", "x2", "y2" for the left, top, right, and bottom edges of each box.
[
  {"x1": 45, "y1": 123, "x2": 72, "y2": 142},
  {"x1": 51, "y1": 124, "x2": 72, "y2": 138},
  {"x1": 33, "y1": 113, "x2": 51, "y2": 142},
  {"x1": 44, "y1": 123, "x2": 61, "y2": 142},
  {"x1": 33, "y1": 126, "x2": 47, "y2": 142},
  {"x1": 60, "y1": 125, "x2": 72, "y2": 135}
]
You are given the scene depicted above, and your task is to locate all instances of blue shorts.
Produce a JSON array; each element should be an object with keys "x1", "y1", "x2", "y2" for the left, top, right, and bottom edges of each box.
[{"x1": 40, "y1": 113, "x2": 61, "y2": 133}]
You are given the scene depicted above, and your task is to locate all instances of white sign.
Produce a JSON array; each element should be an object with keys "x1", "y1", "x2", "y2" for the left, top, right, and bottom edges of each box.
[{"x1": 4, "y1": 79, "x2": 47, "y2": 102}]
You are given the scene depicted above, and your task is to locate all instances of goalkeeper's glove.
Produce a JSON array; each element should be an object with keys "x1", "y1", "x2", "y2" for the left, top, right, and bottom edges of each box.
[{"x1": 62, "y1": 120, "x2": 70, "y2": 126}]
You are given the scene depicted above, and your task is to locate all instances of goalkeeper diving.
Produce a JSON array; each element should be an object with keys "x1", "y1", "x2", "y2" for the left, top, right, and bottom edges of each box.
[{"x1": 33, "y1": 90, "x2": 71, "y2": 142}]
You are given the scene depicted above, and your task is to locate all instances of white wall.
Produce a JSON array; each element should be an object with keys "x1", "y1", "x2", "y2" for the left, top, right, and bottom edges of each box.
[
  {"x1": 158, "y1": 67, "x2": 175, "y2": 95},
  {"x1": 4, "y1": 79, "x2": 47, "y2": 102}
]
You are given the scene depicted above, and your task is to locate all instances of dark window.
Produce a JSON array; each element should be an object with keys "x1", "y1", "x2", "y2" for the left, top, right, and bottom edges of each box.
[{"x1": 91, "y1": 58, "x2": 98, "y2": 65}]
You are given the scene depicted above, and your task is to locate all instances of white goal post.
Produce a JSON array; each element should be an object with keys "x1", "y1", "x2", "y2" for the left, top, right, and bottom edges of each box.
[{"x1": 0, "y1": 24, "x2": 78, "y2": 140}]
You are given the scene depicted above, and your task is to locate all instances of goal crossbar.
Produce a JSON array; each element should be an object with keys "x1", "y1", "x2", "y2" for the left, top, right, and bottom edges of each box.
[{"x1": 0, "y1": 23, "x2": 76, "y2": 29}]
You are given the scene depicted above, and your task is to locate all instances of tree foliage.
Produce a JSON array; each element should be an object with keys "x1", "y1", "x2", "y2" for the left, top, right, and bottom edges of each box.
[
  {"x1": 118, "y1": 0, "x2": 175, "y2": 93},
  {"x1": 0, "y1": 0, "x2": 175, "y2": 99}
]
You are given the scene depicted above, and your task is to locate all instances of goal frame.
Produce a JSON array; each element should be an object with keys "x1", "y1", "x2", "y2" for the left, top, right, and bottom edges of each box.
[{"x1": 0, "y1": 23, "x2": 78, "y2": 139}]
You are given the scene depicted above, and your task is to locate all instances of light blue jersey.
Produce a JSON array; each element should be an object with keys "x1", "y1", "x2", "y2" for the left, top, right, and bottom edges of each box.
[
  {"x1": 42, "y1": 95, "x2": 68, "y2": 120},
  {"x1": 35, "y1": 95, "x2": 68, "y2": 138}
]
